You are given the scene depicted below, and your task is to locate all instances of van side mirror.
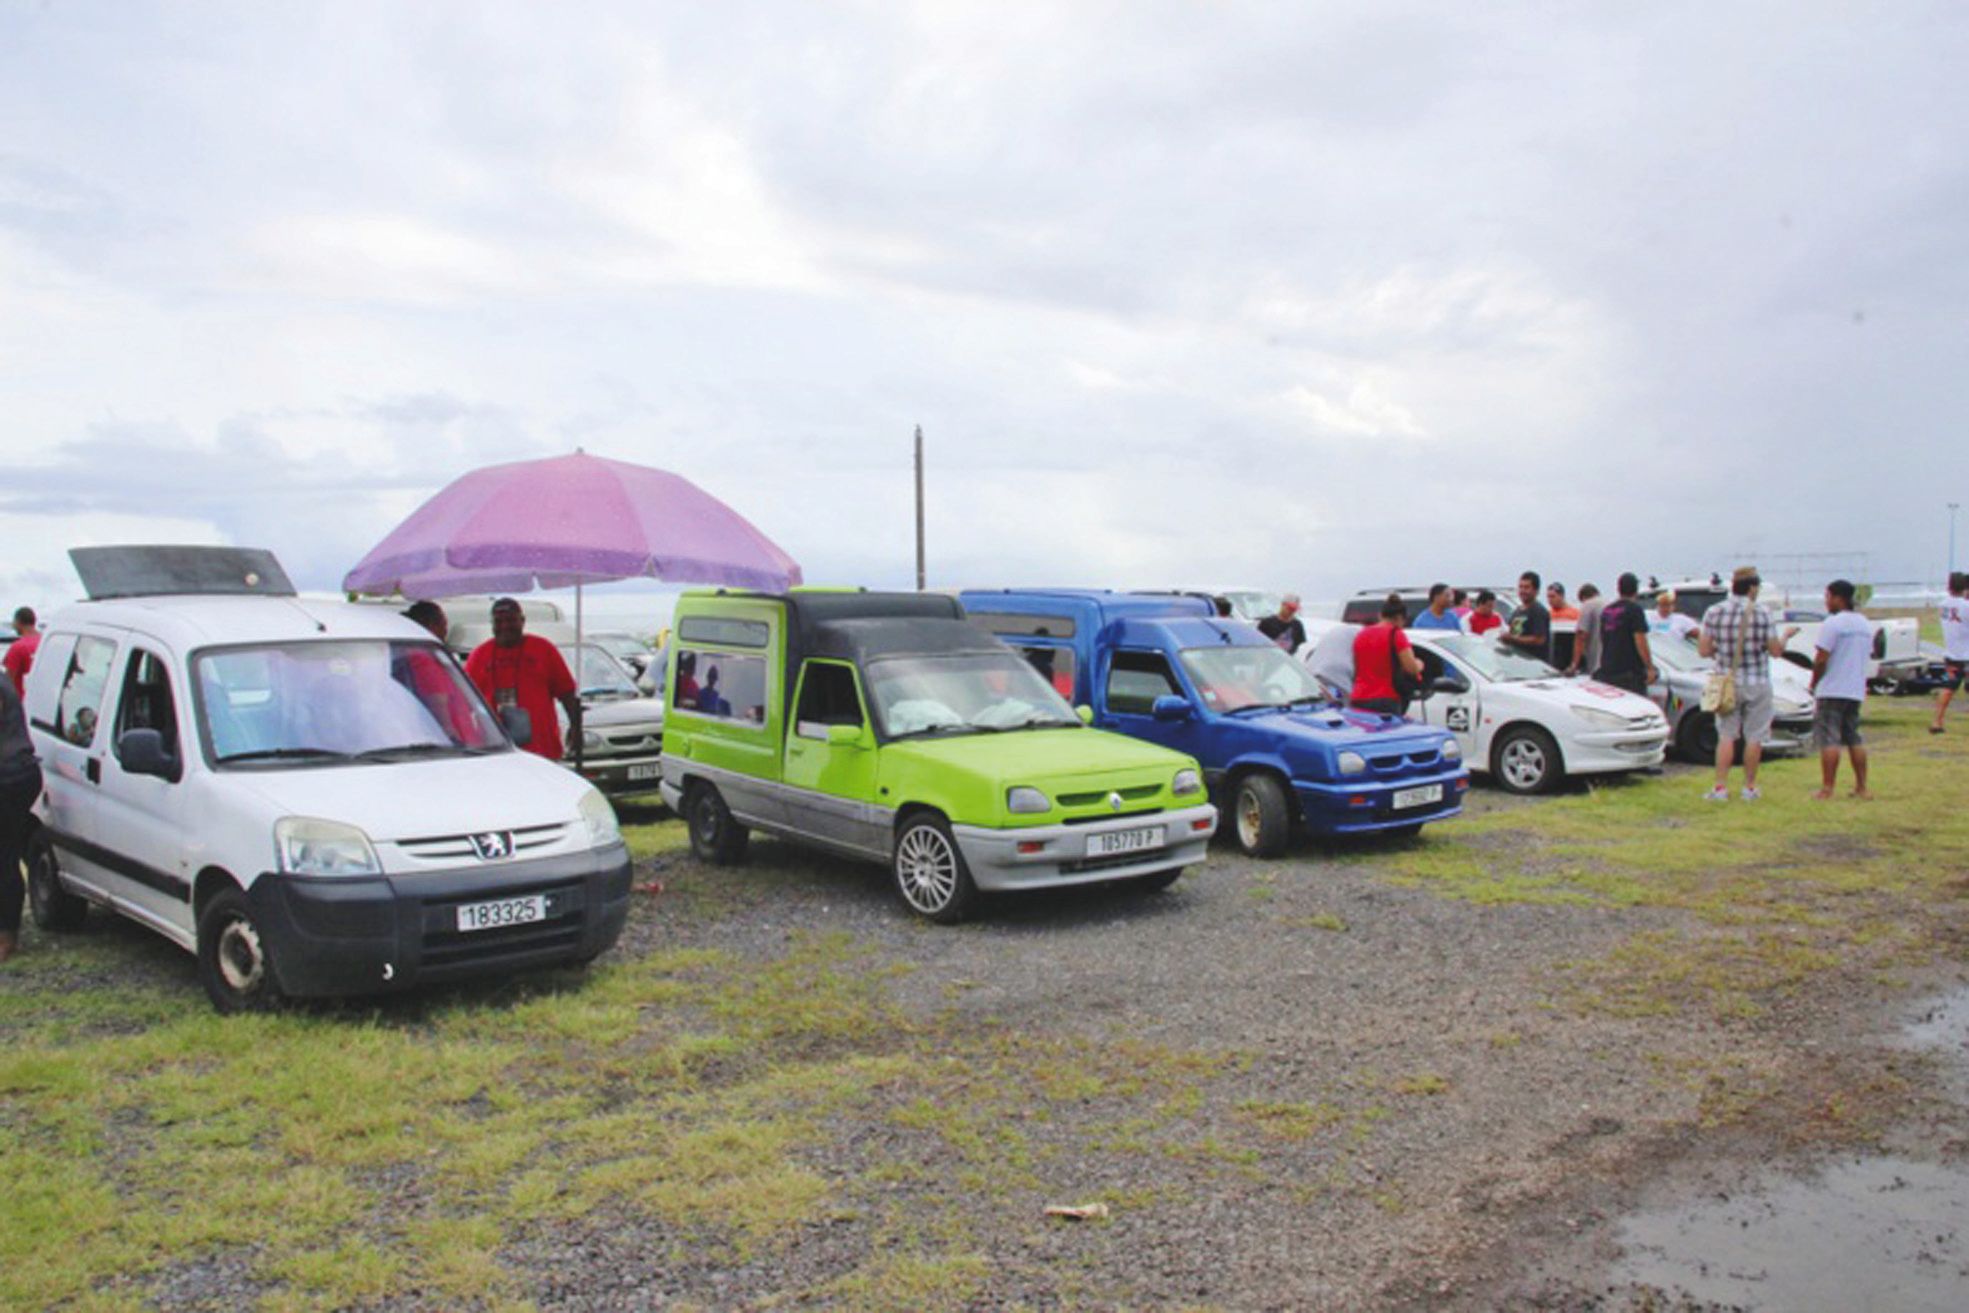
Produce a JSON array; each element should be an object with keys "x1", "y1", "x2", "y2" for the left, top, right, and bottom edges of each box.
[
  {"x1": 117, "y1": 728, "x2": 179, "y2": 782},
  {"x1": 826, "y1": 722, "x2": 866, "y2": 748},
  {"x1": 500, "y1": 706, "x2": 533, "y2": 746},
  {"x1": 1151, "y1": 694, "x2": 1193, "y2": 722}
]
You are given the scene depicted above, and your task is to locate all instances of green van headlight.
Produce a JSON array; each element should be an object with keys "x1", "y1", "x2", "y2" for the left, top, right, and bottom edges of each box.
[
  {"x1": 1172, "y1": 768, "x2": 1202, "y2": 796},
  {"x1": 1006, "y1": 786, "x2": 1051, "y2": 814}
]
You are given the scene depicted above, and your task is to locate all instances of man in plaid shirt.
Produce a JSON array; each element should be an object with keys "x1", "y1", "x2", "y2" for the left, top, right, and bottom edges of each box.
[{"x1": 1697, "y1": 566, "x2": 1799, "y2": 801}]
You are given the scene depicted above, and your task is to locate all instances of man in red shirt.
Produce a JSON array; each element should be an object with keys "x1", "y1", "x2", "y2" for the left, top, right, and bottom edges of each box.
[
  {"x1": 4, "y1": 608, "x2": 40, "y2": 696},
  {"x1": 1350, "y1": 594, "x2": 1424, "y2": 715},
  {"x1": 464, "y1": 599, "x2": 580, "y2": 760},
  {"x1": 1466, "y1": 590, "x2": 1504, "y2": 636}
]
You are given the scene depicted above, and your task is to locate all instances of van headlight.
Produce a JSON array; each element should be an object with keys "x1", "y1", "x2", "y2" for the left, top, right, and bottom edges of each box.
[
  {"x1": 579, "y1": 788, "x2": 621, "y2": 846},
  {"x1": 1570, "y1": 705, "x2": 1625, "y2": 729},
  {"x1": 581, "y1": 730, "x2": 605, "y2": 752},
  {"x1": 275, "y1": 817, "x2": 380, "y2": 877},
  {"x1": 1440, "y1": 738, "x2": 1461, "y2": 760},
  {"x1": 1006, "y1": 786, "x2": 1051, "y2": 814},
  {"x1": 1172, "y1": 768, "x2": 1202, "y2": 796},
  {"x1": 1338, "y1": 751, "x2": 1368, "y2": 776}
]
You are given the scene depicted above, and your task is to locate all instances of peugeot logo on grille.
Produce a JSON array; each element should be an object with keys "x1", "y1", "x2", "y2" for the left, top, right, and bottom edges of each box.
[
  {"x1": 470, "y1": 831, "x2": 514, "y2": 861},
  {"x1": 1107, "y1": 792, "x2": 1123, "y2": 812}
]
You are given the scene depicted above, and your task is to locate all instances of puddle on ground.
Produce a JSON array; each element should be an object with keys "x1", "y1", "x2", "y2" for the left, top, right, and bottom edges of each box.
[{"x1": 1608, "y1": 987, "x2": 1969, "y2": 1310}]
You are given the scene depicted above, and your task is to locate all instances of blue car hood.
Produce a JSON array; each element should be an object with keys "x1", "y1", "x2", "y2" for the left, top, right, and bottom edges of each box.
[{"x1": 1245, "y1": 706, "x2": 1449, "y2": 747}]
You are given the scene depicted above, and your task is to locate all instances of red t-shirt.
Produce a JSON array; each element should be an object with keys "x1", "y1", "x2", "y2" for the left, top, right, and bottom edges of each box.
[
  {"x1": 1350, "y1": 623, "x2": 1410, "y2": 703},
  {"x1": 4, "y1": 631, "x2": 39, "y2": 696},
  {"x1": 1467, "y1": 611, "x2": 1503, "y2": 636},
  {"x1": 466, "y1": 635, "x2": 576, "y2": 759}
]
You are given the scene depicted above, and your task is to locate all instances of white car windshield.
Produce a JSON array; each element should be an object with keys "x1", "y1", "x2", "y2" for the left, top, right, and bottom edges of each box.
[
  {"x1": 1649, "y1": 638, "x2": 1712, "y2": 674},
  {"x1": 561, "y1": 643, "x2": 640, "y2": 699},
  {"x1": 196, "y1": 640, "x2": 506, "y2": 765},
  {"x1": 1427, "y1": 634, "x2": 1561, "y2": 683},
  {"x1": 865, "y1": 652, "x2": 1079, "y2": 738},
  {"x1": 1180, "y1": 644, "x2": 1329, "y2": 712}
]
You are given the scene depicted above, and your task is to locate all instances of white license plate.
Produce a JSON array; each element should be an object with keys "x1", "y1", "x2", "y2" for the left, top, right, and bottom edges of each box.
[
  {"x1": 1392, "y1": 784, "x2": 1444, "y2": 810},
  {"x1": 456, "y1": 894, "x2": 548, "y2": 933},
  {"x1": 627, "y1": 763, "x2": 661, "y2": 780},
  {"x1": 1087, "y1": 825, "x2": 1162, "y2": 857}
]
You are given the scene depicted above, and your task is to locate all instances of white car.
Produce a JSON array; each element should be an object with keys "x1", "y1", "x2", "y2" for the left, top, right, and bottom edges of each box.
[
  {"x1": 1645, "y1": 579, "x2": 1919, "y2": 689},
  {"x1": 26, "y1": 546, "x2": 632, "y2": 1012},
  {"x1": 1300, "y1": 620, "x2": 1668, "y2": 794}
]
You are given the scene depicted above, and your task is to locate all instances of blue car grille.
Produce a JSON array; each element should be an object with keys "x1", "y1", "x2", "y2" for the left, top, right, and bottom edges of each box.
[{"x1": 1368, "y1": 749, "x2": 1442, "y2": 773}]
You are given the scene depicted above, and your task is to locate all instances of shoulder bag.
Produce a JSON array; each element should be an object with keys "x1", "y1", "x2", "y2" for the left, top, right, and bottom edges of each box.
[{"x1": 1699, "y1": 605, "x2": 1737, "y2": 714}]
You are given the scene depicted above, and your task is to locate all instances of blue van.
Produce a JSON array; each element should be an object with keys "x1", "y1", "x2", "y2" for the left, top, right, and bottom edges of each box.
[{"x1": 959, "y1": 590, "x2": 1468, "y2": 856}]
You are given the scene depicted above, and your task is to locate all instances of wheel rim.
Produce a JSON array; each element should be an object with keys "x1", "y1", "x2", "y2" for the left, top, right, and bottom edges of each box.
[
  {"x1": 1237, "y1": 787, "x2": 1263, "y2": 848},
  {"x1": 895, "y1": 826, "x2": 958, "y2": 913},
  {"x1": 692, "y1": 795, "x2": 720, "y2": 846},
  {"x1": 27, "y1": 850, "x2": 50, "y2": 915},
  {"x1": 1501, "y1": 738, "x2": 1545, "y2": 789},
  {"x1": 215, "y1": 916, "x2": 266, "y2": 994}
]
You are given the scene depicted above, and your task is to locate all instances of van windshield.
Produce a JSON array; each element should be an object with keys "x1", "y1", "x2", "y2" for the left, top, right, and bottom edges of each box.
[
  {"x1": 194, "y1": 640, "x2": 508, "y2": 766},
  {"x1": 1179, "y1": 644, "x2": 1328, "y2": 712},
  {"x1": 865, "y1": 652, "x2": 1080, "y2": 739}
]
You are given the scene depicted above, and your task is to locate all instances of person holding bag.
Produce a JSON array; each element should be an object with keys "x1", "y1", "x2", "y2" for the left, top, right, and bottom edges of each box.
[
  {"x1": 1696, "y1": 566, "x2": 1797, "y2": 802},
  {"x1": 1350, "y1": 593, "x2": 1424, "y2": 716}
]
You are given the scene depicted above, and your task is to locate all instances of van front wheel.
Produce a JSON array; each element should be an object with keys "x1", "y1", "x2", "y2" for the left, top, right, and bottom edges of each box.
[
  {"x1": 27, "y1": 833, "x2": 88, "y2": 932},
  {"x1": 685, "y1": 783, "x2": 750, "y2": 865},
  {"x1": 892, "y1": 816, "x2": 978, "y2": 924},
  {"x1": 197, "y1": 887, "x2": 286, "y2": 1014},
  {"x1": 1232, "y1": 774, "x2": 1292, "y2": 857}
]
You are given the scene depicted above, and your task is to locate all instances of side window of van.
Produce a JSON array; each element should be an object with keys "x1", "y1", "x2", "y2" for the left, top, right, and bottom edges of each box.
[
  {"x1": 25, "y1": 632, "x2": 76, "y2": 729},
  {"x1": 1014, "y1": 644, "x2": 1076, "y2": 700},
  {"x1": 54, "y1": 635, "x2": 118, "y2": 747},
  {"x1": 673, "y1": 648, "x2": 769, "y2": 724},
  {"x1": 794, "y1": 661, "x2": 866, "y2": 739},
  {"x1": 114, "y1": 649, "x2": 181, "y2": 760},
  {"x1": 1106, "y1": 650, "x2": 1181, "y2": 715}
]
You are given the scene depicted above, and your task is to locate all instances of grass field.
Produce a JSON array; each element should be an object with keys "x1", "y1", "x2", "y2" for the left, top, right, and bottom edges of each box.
[{"x1": 1, "y1": 695, "x2": 1962, "y2": 1309}]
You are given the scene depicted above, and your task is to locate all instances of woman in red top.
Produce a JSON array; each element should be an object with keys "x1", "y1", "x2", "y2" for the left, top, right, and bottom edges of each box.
[{"x1": 1351, "y1": 594, "x2": 1424, "y2": 715}]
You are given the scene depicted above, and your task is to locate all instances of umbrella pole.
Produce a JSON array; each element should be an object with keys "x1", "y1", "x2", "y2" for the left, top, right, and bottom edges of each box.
[{"x1": 574, "y1": 582, "x2": 585, "y2": 775}]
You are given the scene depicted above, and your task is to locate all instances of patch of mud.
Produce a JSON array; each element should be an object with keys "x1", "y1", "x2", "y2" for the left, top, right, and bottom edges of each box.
[
  {"x1": 1901, "y1": 985, "x2": 1969, "y2": 1104},
  {"x1": 1609, "y1": 1155, "x2": 1969, "y2": 1310}
]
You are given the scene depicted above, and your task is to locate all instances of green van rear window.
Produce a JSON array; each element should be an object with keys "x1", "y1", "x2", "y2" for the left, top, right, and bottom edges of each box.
[{"x1": 677, "y1": 617, "x2": 770, "y2": 648}]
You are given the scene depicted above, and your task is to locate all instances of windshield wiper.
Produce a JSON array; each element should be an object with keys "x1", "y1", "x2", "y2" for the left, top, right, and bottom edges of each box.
[
  {"x1": 352, "y1": 743, "x2": 467, "y2": 762},
  {"x1": 1225, "y1": 701, "x2": 1291, "y2": 716},
  {"x1": 215, "y1": 747, "x2": 353, "y2": 764},
  {"x1": 888, "y1": 724, "x2": 975, "y2": 741},
  {"x1": 968, "y1": 715, "x2": 1076, "y2": 733}
]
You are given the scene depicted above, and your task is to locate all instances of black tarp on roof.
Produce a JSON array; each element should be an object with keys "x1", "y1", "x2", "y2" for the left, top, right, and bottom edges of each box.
[{"x1": 809, "y1": 616, "x2": 1006, "y2": 667}]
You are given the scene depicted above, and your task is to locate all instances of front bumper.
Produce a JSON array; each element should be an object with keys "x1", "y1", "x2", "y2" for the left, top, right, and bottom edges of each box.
[
  {"x1": 951, "y1": 803, "x2": 1217, "y2": 892},
  {"x1": 569, "y1": 750, "x2": 664, "y2": 797},
  {"x1": 1294, "y1": 766, "x2": 1470, "y2": 833},
  {"x1": 247, "y1": 842, "x2": 634, "y2": 998},
  {"x1": 1560, "y1": 728, "x2": 1668, "y2": 776}
]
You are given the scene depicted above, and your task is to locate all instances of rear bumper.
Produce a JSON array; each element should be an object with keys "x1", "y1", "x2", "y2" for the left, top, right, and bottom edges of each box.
[
  {"x1": 570, "y1": 751, "x2": 664, "y2": 797},
  {"x1": 1293, "y1": 766, "x2": 1470, "y2": 833},
  {"x1": 248, "y1": 842, "x2": 634, "y2": 998},
  {"x1": 951, "y1": 803, "x2": 1217, "y2": 891}
]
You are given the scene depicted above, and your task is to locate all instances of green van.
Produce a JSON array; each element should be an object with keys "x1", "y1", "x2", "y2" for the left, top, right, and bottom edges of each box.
[{"x1": 657, "y1": 590, "x2": 1217, "y2": 922}]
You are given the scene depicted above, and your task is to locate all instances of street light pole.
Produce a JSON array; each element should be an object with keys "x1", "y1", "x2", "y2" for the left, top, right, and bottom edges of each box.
[
  {"x1": 914, "y1": 426, "x2": 926, "y2": 592},
  {"x1": 1950, "y1": 502, "x2": 1960, "y2": 581}
]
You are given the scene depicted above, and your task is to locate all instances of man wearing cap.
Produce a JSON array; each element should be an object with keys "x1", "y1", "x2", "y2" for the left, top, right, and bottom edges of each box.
[
  {"x1": 1697, "y1": 566, "x2": 1798, "y2": 802},
  {"x1": 465, "y1": 598, "x2": 581, "y2": 760},
  {"x1": 1257, "y1": 594, "x2": 1307, "y2": 652}
]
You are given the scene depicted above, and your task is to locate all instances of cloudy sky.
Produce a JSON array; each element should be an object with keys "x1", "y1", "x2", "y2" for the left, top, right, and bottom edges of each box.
[{"x1": 2, "y1": 1, "x2": 1964, "y2": 619}]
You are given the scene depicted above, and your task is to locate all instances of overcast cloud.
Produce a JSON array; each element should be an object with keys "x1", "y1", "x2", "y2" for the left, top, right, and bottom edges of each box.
[{"x1": 2, "y1": 1, "x2": 1964, "y2": 616}]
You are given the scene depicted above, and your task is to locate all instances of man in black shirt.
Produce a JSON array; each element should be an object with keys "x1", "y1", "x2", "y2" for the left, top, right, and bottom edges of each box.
[
  {"x1": 1593, "y1": 572, "x2": 1656, "y2": 695},
  {"x1": 1501, "y1": 571, "x2": 1552, "y2": 665},
  {"x1": 1256, "y1": 594, "x2": 1307, "y2": 651}
]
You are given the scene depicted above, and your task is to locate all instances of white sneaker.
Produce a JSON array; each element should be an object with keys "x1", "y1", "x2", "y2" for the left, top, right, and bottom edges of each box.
[
  {"x1": 1703, "y1": 787, "x2": 1729, "y2": 802},
  {"x1": 1741, "y1": 786, "x2": 1761, "y2": 802}
]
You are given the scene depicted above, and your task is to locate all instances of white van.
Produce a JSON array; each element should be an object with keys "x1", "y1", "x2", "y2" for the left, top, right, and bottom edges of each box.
[{"x1": 24, "y1": 547, "x2": 632, "y2": 1011}]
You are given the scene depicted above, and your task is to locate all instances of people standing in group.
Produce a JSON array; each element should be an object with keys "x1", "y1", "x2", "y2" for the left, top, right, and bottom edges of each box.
[
  {"x1": 0, "y1": 667, "x2": 43, "y2": 962},
  {"x1": 1810, "y1": 579, "x2": 1872, "y2": 800},
  {"x1": 1933, "y1": 572, "x2": 1969, "y2": 734},
  {"x1": 1569, "y1": 584, "x2": 1605, "y2": 678},
  {"x1": 1697, "y1": 566, "x2": 1797, "y2": 802},
  {"x1": 464, "y1": 598, "x2": 580, "y2": 760},
  {"x1": 1257, "y1": 594, "x2": 1307, "y2": 651},
  {"x1": 1591, "y1": 574, "x2": 1655, "y2": 695},
  {"x1": 4, "y1": 608, "x2": 39, "y2": 697},
  {"x1": 1413, "y1": 583, "x2": 1461, "y2": 631},
  {"x1": 1501, "y1": 572, "x2": 1552, "y2": 664},
  {"x1": 1466, "y1": 590, "x2": 1504, "y2": 636},
  {"x1": 1350, "y1": 594, "x2": 1423, "y2": 716},
  {"x1": 1651, "y1": 591, "x2": 1698, "y2": 643}
]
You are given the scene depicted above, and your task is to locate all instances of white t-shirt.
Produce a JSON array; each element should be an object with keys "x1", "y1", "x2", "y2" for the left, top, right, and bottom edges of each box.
[
  {"x1": 1814, "y1": 609, "x2": 1872, "y2": 701},
  {"x1": 1941, "y1": 595, "x2": 1969, "y2": 661}
]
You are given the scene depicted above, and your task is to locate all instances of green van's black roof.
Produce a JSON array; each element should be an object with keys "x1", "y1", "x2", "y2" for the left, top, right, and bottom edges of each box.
[{"x1": 810, "y1": 616, "x2": 1005, "y2": 666}]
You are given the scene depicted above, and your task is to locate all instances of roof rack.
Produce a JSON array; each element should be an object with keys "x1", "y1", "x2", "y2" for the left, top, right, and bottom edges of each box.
[{"x1": 70, "y1": 546, "x2": 297, "y2": 601}]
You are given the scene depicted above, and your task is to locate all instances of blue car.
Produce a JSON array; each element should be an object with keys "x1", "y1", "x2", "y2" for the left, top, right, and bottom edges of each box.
[{"x1": 959, "y1": 590, "x2": 1469, "y2": 856}]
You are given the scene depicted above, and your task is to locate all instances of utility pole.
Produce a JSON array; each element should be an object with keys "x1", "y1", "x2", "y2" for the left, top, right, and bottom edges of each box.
[
  {"x1": 914, "y1": 426, "x2": 926, "y2": 592},
  {"x1": 1950, "y1": 502, "x2": 1960, "y2": 581}
]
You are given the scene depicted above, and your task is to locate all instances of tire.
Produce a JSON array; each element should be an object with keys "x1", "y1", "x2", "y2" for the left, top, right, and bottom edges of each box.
[
  {"x1": 1127, "y1": 868, "x2": 1184, "y2": 894},
  {"x1": 1677, "y1": 712, "x2": 1719, "y2": 763},
  {"x1": 1385, "y1": 823, "x2": 1424, "y2": 840},
  {"x1": 196, "y1": 886, "x2": 286, "y2": 1015},
  {"x1": 26, "y1": 832, "x2": 88, "y2": 932},
  {"x1": 1230, "y1": 773, "x2": 1292, "y2": 857},
  {"x1": 1491, "y1": 725, "x2": 1562, "y2": 795},
  {"x1": 891, "y1": 814, "x2": 979, "y2": 924},
  {"x1": 684, "y1": 782, "x2": 749, "y2": 866}
]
